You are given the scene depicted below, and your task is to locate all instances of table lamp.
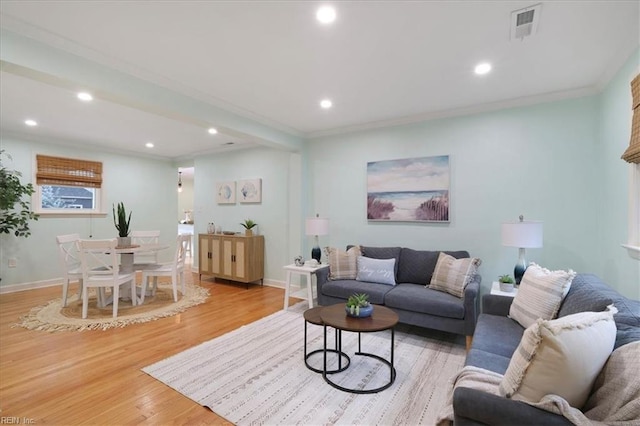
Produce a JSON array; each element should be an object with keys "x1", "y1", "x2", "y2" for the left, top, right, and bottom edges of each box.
[
  {"x1": 305, "y1": 214, "x2": 329, "y2": 263},
  {"x1": 501, "y1": 215, "x2": 543, "y2": 284}
]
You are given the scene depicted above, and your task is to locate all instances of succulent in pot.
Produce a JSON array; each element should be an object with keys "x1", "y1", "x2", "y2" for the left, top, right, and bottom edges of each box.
[
  {"x1": 498, "y1": 274, "x2": 515, "y2": 292},
  {"x1": 346, "y1": 293, "x2": 373, "y2": 317},
  {"x1": 240, "y1": 219, "x2": 257, "y2": 236}
]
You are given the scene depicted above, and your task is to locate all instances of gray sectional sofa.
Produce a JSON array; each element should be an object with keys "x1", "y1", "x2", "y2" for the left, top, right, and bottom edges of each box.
[
  {"x1": 315, "y1": 246, "x2": 481, "y2": 344},
  {"x1": 453, "y1": 273, "x2": 640, "y2": 425}
]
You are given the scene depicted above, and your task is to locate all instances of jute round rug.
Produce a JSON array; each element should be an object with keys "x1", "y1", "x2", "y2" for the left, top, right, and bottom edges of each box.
[{"x1": 15, "y1": 281, "x2": 209, "y2": 332}]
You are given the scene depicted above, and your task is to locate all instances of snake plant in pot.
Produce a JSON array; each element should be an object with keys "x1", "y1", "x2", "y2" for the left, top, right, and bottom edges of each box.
[{"x1": 113, "y1": 202, "x2": 132, "y2": 246}]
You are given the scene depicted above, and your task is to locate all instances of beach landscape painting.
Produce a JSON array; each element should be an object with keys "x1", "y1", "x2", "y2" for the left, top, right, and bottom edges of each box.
[{"x1": 367, "y1": 155, "x2": 450, "y2": 222}]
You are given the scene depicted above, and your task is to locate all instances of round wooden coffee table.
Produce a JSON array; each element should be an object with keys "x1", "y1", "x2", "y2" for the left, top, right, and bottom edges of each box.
[{"x1": 319, "y1": 303, "x2": 399, "y2": 394}]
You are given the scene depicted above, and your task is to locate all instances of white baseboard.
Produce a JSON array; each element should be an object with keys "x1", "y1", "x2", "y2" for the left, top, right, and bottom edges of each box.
[
  {"x1": 0, "y1": 278, "x2": 64, "y2": 294},
  {"x1": 0, "y1": 277, "x2": 290, "y2": 294}
]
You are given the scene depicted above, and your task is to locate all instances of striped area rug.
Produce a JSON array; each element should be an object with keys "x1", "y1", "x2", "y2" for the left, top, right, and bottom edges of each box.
[{"x1": 142, "y1": 303, "x2": 466, "y2": 425}]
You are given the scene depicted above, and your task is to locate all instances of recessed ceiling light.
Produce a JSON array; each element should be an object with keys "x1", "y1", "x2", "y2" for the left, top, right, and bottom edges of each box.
[
  {"x1": 145, "y1": 142, "x2": 154, "y2": 148},
  {"x1": 474, "y1": 62, "x2": 492, "y2": 75},
  {"x1": 208, "y1": 127, "x2": 218, "y2": 135},
  {"x1": 77, "y1": 92, "x2": 93, "y2": 101},
  {"x1": 316, "y1": 6, "x2": 336, "y2": 24},
  {"x1": 320, "y1": 99, "x2": 333, "y2": 109},
  {"x1": 24, "y1": 119, "x2": 38, "y2": 126}
]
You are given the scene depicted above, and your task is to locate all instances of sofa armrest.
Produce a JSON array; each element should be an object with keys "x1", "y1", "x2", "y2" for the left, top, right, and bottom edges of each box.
[
  {"x1": 463, "y1": 274, "x2": 481, "y2": 336},
  {"x1": 453, "y1": 387, "x2": 573, "y2": 426},
  {"x1": 482, "y1": 294, "x2": 514, "y2": 317},
  {"x1": 315, "y1": 266, "x2": 330, "y2": 295}
]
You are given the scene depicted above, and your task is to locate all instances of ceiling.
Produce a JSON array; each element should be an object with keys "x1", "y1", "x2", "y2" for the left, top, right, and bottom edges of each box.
[{"x1": 1, "y1": 1, "x2": 638, "y2": 161}]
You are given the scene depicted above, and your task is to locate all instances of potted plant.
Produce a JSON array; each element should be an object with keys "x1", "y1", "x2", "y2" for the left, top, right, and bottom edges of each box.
[
  {"x1": 0, "y1": 150, "x2": 39, "y2": 238},
  {"x1": 113, "y1": 202, "x2": 132, "y2": 246},
  {"x1": 498, "y1": 274, "x2": 515, "y2": 292},
  {"x1": 345, "y1": 293, "x2": 373, "y2": 317},
  {"x1": 240, "y1": 219, "x2": 257, "y2": 236}
]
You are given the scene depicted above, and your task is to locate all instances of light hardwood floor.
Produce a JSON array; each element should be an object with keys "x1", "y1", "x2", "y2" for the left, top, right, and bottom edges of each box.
[{"x1": 0, "y1": 267, "x2": 294, "y2": 425}]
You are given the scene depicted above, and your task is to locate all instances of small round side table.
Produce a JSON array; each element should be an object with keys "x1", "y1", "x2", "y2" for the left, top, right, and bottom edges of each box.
[{"x1": 304, "y1": 307, "x2": 350, "y2": 374}]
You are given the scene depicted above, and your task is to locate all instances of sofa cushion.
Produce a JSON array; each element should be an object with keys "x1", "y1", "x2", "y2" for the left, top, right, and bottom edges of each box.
[
  {"x1": 396, "y1": 248, "x2": 439, "y2": 284},
  {"x1": 499, "y1": 306, "x2": 617, "y2": 408},
  {"x1": 464, "y1": 349, "x2": 513, "y2": 375},
  {"x1": 326, "y1": 246, "x2": 361, "y2": 280},
  {"x1": 509, "y1": 263, "x2": 576, "y2": 329},
  {"x1": 429, "y1": 252, "x2": 481, "y2": 298},
  {"x1": 385, "y1": 284, "x2": 465, "y2": 319},
  {"x1": 614, "y1": 306, "x2": 640, "y2": 349},
  {"x1": 320, "y1": 279, "x2": 392, "y2": 305},
  {"x1": 356, "y1": 256, "x2": 396, "y2": 286},
  {"x1": 557, "y1": 273, "x2": 640, "y2": 350},
  {"x1": 557, "y1": 274, "x2": 614, "y2": 317},
  {"x1": 470, "y1": 314, "x2": 524, "y2": 359},
  {"x1": 397, "y1": 248, "x2": 469, "y2": 284},
  {"x1": 361, "y1": 246, "x2": 401, "y2": 281}
]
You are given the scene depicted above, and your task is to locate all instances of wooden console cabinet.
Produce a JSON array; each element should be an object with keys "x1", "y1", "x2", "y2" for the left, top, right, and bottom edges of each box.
[{"x1": 199, "y1": 233, "x2": 264, "y2": 287}]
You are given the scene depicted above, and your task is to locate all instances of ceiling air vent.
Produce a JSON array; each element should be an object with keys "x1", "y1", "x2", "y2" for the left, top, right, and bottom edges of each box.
[{"x1": 510, "y1": 3, "x2": 541, "y2": 40}]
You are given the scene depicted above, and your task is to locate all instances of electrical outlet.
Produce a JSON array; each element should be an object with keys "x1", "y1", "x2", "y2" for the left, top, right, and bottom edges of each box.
[{"x1": 8, "y1": 258, "x2": 17, "y2": 268}]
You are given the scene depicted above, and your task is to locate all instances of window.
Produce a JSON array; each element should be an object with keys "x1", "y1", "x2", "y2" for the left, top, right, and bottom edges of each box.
[
  {"x1": 33, "y1": 155, "x2": 103, "y2": 214},
  {"x1": 624, "y1": 164, "x2": 640, "y2": 259}
]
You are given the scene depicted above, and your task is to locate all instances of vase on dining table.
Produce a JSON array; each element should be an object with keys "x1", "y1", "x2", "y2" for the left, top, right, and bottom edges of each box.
[{"x1": 117, "y1": 236, "x2": 131, "y2": 247}]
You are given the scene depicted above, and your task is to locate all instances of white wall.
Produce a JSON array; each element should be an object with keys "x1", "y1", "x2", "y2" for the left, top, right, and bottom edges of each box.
[
  {"x1": 0, "y1": 138, "x2": 178, "y2": 289},
  {"x1": 193, "y1": 147, "x2": 302, "y2": 283},
  {"x1": 307, "y1": 95, "x2": 613, "y2": 295},
  {"x1": 598, "y1": 49, "x2": 640, "y2": 299}
]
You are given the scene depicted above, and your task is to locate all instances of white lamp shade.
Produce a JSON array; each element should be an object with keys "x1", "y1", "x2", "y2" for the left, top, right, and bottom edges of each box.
[
  {"x1": 501, "y1": 221, "x2": 543, "y2": 248},
  {"x1": 305, "y1": 217, "x2": 329, "y2": 236}
]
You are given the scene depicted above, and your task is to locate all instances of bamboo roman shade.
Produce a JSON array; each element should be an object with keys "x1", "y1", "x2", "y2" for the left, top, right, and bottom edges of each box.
[
  {"x1": 622, "y1": 74, "x2": 640, "y2": 164},
  {"x1": 36, "y1": 155, "x2": 103, "y2": 188}
]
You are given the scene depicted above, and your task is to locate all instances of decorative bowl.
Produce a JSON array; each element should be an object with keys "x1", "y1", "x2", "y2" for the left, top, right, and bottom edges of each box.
[{"x1": 345, "y1": 304, "x2": 373, "y2": 318}]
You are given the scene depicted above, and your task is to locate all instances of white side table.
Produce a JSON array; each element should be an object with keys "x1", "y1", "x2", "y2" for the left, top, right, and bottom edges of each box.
[
  {"x1": 283, "y1": 263, "x2": 329, "y2": 310},
  {"x1": 490, "y1": 281, "x2": 518, "y2": 298}
]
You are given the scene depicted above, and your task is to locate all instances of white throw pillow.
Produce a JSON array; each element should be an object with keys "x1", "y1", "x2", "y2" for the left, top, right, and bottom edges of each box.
[
  {"x1": 325, "y1": 246, "x2": 361, "y2": 280},
  {"x1": 499, "y1": 305, "x2": 617, "y2": 408},
  {"x1": 509, "y1": 263, "x2": 576, "y2": 328},
  {"x1": 356, "y1": 256, "x2": 396, "y2": 286},
  {"x1": 428, "y1": 252, "x2": 481, "y2": 298}
]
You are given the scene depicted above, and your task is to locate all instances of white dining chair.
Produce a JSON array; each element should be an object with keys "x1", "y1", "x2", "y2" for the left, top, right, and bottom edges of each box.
[
  {"x1": 183, "y1": 232, "x2": 193, "y2": 258},
  {"x1": 56, "y1": 234, "x2": 84, "y2": 307},
  {"x1": 140, "y1": 234, "x2": 189, "y2": 303},
  {"x1": 131, "y1": 230, "x2": 161, "y2": 266},
  {"x1": 78, "y1": 238, "x2": 137, "y2": 319}
]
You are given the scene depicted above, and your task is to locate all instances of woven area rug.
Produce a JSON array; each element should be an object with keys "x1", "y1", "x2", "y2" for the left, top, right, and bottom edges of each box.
[
  {"x1": 143, "y1": 303, "x2": 466, "y2": 425},
  {"x1": 15, "y1": 277, "x2": 209, "y2": 332}
]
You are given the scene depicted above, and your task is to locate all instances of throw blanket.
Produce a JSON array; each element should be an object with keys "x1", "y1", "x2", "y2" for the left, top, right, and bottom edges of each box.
[{"x1": 437, "y1": 342, "x2": 640, "y2": 426}]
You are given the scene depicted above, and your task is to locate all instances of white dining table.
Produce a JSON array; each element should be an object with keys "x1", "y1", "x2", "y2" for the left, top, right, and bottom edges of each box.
[
  {"x1": 116, "y1": 243, "x2": 169, "y2": 273},
  {"x1": 98, "y1": 243, "x2": 170, "y2": 307}
]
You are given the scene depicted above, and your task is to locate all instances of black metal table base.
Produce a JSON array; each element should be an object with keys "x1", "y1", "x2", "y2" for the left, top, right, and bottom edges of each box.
[
  {"x1": 322, "y1": 325, "x2": 396, "y2": 394},
  {"x1": 305, "y1": 319, "x2": 350, "y2": 374}
]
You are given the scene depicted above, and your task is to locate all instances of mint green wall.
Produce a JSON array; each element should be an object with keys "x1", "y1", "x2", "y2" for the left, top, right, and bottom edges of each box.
[
  {"x1": 598, "y1": 50, "x2": 640, "y2": 299},
  {"x1": 193, "y1": 148, "x2": 302, "y2": 282},
  {"x1": 307, "y1": 96, "x2": 610, "y2": 295},
  {"x1": 0, "y1": 138, "x2": 178, "y2": 288}
]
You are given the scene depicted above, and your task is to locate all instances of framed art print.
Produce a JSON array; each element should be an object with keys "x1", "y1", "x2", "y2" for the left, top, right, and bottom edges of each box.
[
  {"x1": 367, "y1": 155, "x2": 450, "y2": 222},
  {"x1": 216, "y1": 181, "x2": 236, "y2": 204},
  {"x1": 238, "y1": 178, "x2": 262, "y2": 203}
]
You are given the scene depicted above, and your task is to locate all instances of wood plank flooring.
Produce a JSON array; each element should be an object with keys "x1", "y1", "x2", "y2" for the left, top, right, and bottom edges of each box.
[{"x1": 0, "y1": 266, "x2": 297, "y2": 425}]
